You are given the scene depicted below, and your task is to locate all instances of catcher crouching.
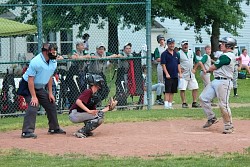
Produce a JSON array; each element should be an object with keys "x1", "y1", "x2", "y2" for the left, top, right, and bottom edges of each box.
[{"x1": 69, "y1": 74, "x2": 118, "y2": 138}]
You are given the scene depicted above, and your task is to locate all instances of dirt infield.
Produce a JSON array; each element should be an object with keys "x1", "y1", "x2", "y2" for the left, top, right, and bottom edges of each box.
[{"x1": 1, "y1": 119, "x2": 250, "y2": 158}]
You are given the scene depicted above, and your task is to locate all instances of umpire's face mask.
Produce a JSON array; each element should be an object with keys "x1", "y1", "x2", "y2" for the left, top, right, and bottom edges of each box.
[{"x1": 48, "y1": 50, "x2": 57, "y2": 59}]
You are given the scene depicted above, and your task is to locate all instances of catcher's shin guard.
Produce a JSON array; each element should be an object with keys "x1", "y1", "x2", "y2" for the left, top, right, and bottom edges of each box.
[{"x1": 83, "y1": 115, "x2": 104, "y2": 135}]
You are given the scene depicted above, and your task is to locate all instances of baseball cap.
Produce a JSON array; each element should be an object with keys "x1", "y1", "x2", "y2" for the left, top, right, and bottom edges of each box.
[
  {"x1": 124, "y1": 42, "x2": 132, "y2": 48},
  {"x1": 96, "y1": 43, "x2": 106, "y2": 49},
  {"x1": 167, "y1": 38, "x2": 175, "y2": 44},
  {"x1": 181, "y1": 39, "x2": 188, "y2": 45}
]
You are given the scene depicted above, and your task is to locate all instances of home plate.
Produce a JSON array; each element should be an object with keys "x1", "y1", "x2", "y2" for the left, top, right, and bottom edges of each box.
[{"x1": 184, "y1": 131, "x2": 212, "y2": 135}]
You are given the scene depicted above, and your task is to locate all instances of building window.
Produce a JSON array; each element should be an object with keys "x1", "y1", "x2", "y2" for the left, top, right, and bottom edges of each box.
[
  {"x1": 26, "y1": 35, "x2": 38, "y2": 55},
  {"x1": 238, "y1": 46, "x2": 246, "y2": 54},
  {"x1": 60, "y1": 29, "x2": 73, "y2": 55},
  {"x1": 194, "y1": 46, "x2": 205, "y2": 56}
]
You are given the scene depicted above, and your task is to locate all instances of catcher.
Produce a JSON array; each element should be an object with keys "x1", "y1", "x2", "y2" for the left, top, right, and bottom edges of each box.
[{"x1": 69, "y1": 74, "x2": 117, "y2": 138}]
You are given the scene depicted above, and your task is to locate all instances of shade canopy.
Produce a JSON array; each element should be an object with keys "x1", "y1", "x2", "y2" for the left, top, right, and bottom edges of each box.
[{"x1": 0, "y1": 17, "x2": 37, "y2": 37}]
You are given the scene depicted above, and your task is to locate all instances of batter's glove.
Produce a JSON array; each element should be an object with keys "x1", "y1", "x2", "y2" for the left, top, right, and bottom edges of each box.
[{"x1": 108, "y1": 97, "x2": 118, "y2": 111}]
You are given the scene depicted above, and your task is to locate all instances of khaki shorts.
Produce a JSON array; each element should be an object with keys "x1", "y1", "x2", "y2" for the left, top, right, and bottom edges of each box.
[{"x1": 178, "y1": 78, "x2": 199, "y2": 90}]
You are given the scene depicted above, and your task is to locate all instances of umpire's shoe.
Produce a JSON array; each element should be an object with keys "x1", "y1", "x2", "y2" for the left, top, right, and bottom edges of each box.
[
  {"x1": 203, "y1": 117, "x2": 218, "y2": 128},
  {"x1": 21, "y1": 132, "x2": 37, "y2": 139},
  {"x1": 48, "y1": 128, "x2": 66, "y2": 134}
]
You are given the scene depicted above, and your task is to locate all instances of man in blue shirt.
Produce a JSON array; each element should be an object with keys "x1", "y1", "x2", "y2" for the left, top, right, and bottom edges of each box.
[
  {"x1": 161, "y1": 38, "x2": 182, "y2": 109},
  {"x1": 19, "y1": 43, "x2": 66, "y2": 139}
]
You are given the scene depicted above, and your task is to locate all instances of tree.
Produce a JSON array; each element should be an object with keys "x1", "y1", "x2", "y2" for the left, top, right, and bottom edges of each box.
[
  {"x1": 152, "y1": 0, "x2": 247, "y2": 54},
  {"x1": 0, "y1": 0, "x2": 145, "y2": 54}
]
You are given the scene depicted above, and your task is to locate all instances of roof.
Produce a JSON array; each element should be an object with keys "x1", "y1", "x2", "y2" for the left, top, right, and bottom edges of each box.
[{"x1": 0, "y1": 17, "x2": 37, "y2": 37}]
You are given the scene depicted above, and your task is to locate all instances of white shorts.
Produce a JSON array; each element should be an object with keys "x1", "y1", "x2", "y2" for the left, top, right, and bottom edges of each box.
[{"x1": 178, "y1": 78, "x2": 199, "y2": 90}]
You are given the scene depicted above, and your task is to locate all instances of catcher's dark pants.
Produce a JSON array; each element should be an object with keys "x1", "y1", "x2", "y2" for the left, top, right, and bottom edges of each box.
[{"x1": 22, "y1": 88, "x2": 60, "y2": 133}]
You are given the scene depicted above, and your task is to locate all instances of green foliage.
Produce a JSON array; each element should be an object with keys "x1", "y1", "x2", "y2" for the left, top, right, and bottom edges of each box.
[{"x1": 152, "y1": 0, "x2": 248, "y2": 52}]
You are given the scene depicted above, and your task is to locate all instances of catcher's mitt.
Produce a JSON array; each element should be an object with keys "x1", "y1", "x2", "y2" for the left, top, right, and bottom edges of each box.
[{"x1": 108, "y1": 97, "x2": 118, "y2": 111}]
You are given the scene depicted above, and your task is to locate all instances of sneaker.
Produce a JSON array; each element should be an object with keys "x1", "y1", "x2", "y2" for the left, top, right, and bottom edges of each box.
[
  {"x1": 203, "y1": 117, "x2": 218, "y2": 128},
  {"x1": 223, "y1": 124, "x2": 234, "y2": 134},
  {"x1": 159, "y1": 99, "x2": 164, "y2": 103},
  {"x1": 192, "y1": 102, "x2": 201, "y2": 108},
  {"x1": 21, "y1": 132, "x2": 37, "y2": 139},
  {"x1": 211, "y1": 103, "x2": 217, "y2": 107},
  {"x1": 233, "y1": 94, "x2": 239, "y2": 98},
  {"x1": 48, "y1": 128, "x2": 66, "y2": 134},
  {"x1": 182, "y1": 103, "x2": 188, "y2": 108},
  {"x1": 164, "y1": 105, "x2": 169, "y2": 109},
  {"x1": 155, "y1": 100, "x2": 164, "y2": 105}
]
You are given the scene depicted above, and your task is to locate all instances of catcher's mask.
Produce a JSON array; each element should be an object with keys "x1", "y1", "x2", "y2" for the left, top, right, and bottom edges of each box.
[
  {"x1": 87, "y1": 74, "x2": 104, "y2": 89},
  {"x1": 42, "y1": 43, "x2": 58, "y2": 59}
]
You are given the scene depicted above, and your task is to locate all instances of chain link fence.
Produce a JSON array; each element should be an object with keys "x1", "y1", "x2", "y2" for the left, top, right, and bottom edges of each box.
[{"x1": 0, "y1": 0, "x2": 153, "y2": 117}]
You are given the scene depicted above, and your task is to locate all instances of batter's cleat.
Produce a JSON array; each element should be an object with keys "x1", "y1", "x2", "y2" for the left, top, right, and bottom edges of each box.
[
  {"x1": 21, "y1": 132, "x2": 37, "y2": 139},
  {"x1": 182, "y1": 103, "x2": 189, "y2": 108},
  {"x1": 223, "y1": 124, "x2": 234, "y2": 134},
  {"x1": 192, "y1": 102, "x2": 201, "y2": 108},
  {"x1": 203, "y1": 117, "x2": 218, "y2": 128},
  {"x1": 48, "y1": 128, "x2": 66, "y2": 134}
]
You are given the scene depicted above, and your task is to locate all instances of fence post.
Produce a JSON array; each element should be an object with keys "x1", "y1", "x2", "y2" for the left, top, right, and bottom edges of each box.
[
  {"x1": 37, "y1": 0, "x2": 43, "y2": 52},
  {"x1": 146, "y1": 0, "x2": 152, "y2": 110}
]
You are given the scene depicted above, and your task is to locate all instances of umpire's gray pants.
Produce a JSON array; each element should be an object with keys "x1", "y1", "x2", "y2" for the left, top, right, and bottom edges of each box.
[
  {"x1": 199, "y1": 79, "x2": 233, "y2": 124},
  {"x1": 22, "y1": 88, "x2": 60, "y2": 133},
  {"x1": 69, "y1": 109, "x2": 96, "y2": 123}
]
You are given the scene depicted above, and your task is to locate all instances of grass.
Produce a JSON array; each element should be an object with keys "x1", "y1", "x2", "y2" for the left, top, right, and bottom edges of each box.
[{"x1": 0, "y1": 149, "x2": 250, "y2": 167}]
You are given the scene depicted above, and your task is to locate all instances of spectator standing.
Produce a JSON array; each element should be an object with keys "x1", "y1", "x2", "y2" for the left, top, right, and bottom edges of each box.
[
  {"x1": 161, "y1": 38, "x2": 182, "y2": 109},
  {"x1": 177, "y1": 39, "x2": 200, "y2": 108}
]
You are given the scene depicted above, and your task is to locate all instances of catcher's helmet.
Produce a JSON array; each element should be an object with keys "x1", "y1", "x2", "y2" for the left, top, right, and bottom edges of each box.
[
  {"x1": 219, "y1": 37, "x2": 237, "y2": 48},
  {"x1": 157, "y1": 34, "x2": 165, "y2": 43},
  {"x1": 87, "y1": 74, "x2": 104, "y2": 89}
]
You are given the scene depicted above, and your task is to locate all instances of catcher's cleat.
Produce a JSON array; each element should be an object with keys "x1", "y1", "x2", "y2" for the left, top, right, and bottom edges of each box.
[
  {"x1": 223, "y1": 124, "x2": 234, "y2": 134},
  {"x1": 203, "y1": 117, "x2": 218, "y2": 128},
  {"x1": 73, "y1": 132, "x2": 87, "y2": 138},
  {"x1": 21, "y1": 132, "x2": 37, "y2": 139}
]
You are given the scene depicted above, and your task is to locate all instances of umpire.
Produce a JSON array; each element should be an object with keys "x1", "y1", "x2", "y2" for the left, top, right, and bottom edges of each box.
[{"x1": 18, "y1": 43, "x2": 66, "y2": 139}]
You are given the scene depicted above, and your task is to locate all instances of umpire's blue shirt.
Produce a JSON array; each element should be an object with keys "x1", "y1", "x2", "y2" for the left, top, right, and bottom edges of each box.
[
  {"x1": 23, "y1": 53, "x2": 57, "y2": 89},
  {"x1": 161, "y1": 50, "x2": 180, "y2": 79}
]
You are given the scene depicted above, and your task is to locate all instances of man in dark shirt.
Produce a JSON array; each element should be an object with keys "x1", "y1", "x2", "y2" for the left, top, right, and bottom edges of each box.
[{"x1": 161, "y1": 38, "x2": 182, "y2": 109}]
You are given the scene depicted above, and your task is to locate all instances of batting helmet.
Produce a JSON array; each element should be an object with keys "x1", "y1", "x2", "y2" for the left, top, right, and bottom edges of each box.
[
  {"x1": 157, "y1": 35, "x2": 165, "y2": 43},
  {"x1": 87, "y1": 74, "x2": 104, "y2": 89},
  {"x1": 219, "y1": 37, "x2": 237, "y2": 48}
]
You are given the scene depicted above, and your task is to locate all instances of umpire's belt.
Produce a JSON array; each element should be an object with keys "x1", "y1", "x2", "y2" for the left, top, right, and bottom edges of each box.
[{"x1": 215, "y1": 77, "x2": 231, "y2": 80}]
